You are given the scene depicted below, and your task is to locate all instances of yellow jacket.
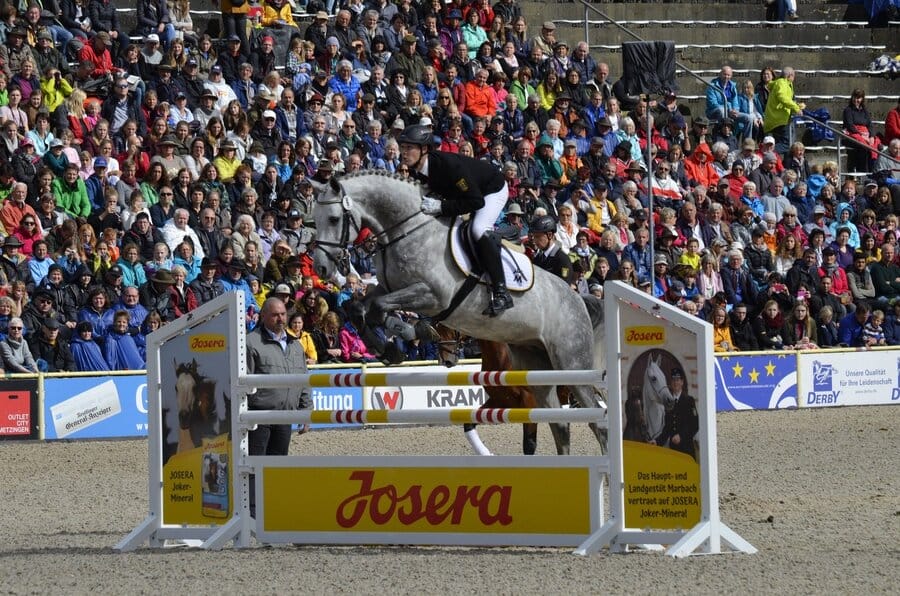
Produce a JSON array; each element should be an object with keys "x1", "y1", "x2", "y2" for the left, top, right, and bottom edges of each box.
[
  {"x1": 288, "y1": 330, "x2": 317, "y2": 362},
  {"x1": 763, "y1": 77, "x2": 802, "y2": 132},
  {"x1": 220, "y1": 0, "x2": 250, "y2": 15},
  {"x1": 213, "y1": 155, "x2": 241, "y2": 182},
  {"x1": 40, "y1": 76, "x2": 73, "y2": 113},
  {"x1": 586, "y1": 198, "x2": 617, "y2": 235},
  {"x1": 262, "y1": 3, "x2": 297, "y2": 27},
  {"x1": 713, "y1": 326, "x2": 735, "y2": 352}
]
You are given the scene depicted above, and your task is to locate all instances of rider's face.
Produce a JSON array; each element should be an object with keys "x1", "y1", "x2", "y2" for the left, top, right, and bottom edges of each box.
[{"x1": 399, "y1": 143, "x2": 423, "y2": 167}]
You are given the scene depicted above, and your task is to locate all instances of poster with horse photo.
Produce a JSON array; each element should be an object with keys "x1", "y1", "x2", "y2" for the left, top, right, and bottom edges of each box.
[
  {"x1": 158, "y1": 317, "x2": 232, "y2": 526},
  {"x1": 618, "y1": 305, "x2": 703, "y2": 531}
]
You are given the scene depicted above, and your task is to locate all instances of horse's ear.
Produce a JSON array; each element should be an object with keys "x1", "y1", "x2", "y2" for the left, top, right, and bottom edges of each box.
[{"x1": 329, "y1": 176, "x2": 342, "y2": 194}]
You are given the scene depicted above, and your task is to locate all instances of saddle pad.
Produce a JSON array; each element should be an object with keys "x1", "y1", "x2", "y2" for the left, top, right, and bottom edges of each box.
[{"x1": 449, "y1": 217, "x2": 535, "y2": 292}]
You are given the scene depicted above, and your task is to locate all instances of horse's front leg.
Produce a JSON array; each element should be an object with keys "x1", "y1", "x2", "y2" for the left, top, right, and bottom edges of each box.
[{"x1": 369, "y1": 282, "x2": 443, "y2": 314}]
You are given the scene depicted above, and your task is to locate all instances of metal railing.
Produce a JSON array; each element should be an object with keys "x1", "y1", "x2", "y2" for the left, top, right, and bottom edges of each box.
[{"x1": 570, "y1": 0, "x2": 900, "y2": 179}]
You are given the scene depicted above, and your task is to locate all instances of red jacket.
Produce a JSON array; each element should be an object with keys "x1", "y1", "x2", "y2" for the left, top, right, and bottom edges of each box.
[
  {"x1": 683, "y1": 143, "x2": 720, "y2": 189},
  {"x1": 79, "y1": 44, "x2": 114, "y2": 78},
  {"x1": 463, "y1": 80, "x2": 496, "y2": 119}
]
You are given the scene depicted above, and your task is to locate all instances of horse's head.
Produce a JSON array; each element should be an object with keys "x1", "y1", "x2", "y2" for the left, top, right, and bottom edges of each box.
[
  {"x1": 643, "y1": 355, "x2": 675, "y2": 405},
  {"x1": 310, "y1": 172, "x2": 429, "y2": 280},
  {"x1": 310, "y1": 176, "x2": 354, "y2": 279},
  {"x1": 435, "y1": 324, "x2": 462, "y2": 367}
]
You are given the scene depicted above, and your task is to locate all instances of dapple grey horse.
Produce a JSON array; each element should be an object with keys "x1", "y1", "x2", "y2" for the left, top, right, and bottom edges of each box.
[
  {"x1": 642, "y1": 354, "x2": 675, "y2": 444},
  {"x1": 311, "y1": 171, "x2": 607, "y2": 455}
]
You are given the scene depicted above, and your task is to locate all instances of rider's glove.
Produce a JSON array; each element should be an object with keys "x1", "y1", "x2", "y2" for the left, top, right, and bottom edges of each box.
[{"x1": 420, "y1": 196, "x2": 442, "y2": 215}]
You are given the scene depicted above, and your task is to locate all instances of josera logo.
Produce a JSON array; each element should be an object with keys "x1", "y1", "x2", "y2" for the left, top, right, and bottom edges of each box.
[
  {"x1": 335, "y1": 470, "x2": 512, "y2": 528},
  {"x1": 624, "y1": 326, "x2": 665, "y2": 346},
  {"x1": 190, "y1": 334, "x2": 226, "y2": 352},
  {"x1": 371, "y1": 387, "x2": 403, "y2": 410}
]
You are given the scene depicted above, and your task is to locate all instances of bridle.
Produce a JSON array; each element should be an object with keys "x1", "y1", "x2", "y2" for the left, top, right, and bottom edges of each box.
[{"x1": 313, "y1": 186, "x2": 432, "y2": 277}]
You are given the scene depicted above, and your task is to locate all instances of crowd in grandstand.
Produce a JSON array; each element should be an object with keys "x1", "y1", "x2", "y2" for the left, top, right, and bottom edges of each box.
[{"x1": 0, "y1": 0, "x2": 897, "y2": 373}]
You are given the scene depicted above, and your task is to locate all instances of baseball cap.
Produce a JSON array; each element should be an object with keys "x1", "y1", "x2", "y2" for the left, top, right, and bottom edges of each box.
[
  {"x1": 288, "y1": 209, "x2": 302, "y2": 218},
  {"x1": 93, "y1": 157, "x2": 108, "y2": 168},
  {"x1": 263, "y1": 110, "x2": 277, "y2": 120},
  {"x1": 146, "y1": 33, "x2": 160, "y2": 43}
]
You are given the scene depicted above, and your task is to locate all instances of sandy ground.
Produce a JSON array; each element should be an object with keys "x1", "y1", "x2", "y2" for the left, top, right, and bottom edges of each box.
[{"x1": 1, "y1": 405, "x2": 898, "y2": 595}]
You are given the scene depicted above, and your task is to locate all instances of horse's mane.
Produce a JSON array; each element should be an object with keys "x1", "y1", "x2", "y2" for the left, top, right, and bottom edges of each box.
[{"x1": 338, "y1": 169, "x2": 426, "y2": 192}]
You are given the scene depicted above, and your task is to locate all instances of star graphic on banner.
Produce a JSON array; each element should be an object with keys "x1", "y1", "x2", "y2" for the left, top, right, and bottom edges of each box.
[
  {"x1": 749, "y1": 368, "x2": 760, "y2": 383},
  {"x1": 732, "y1": 362, "x2": 743, "y2": 378},
  {"x1": 765, "y1": 361, "x2": 776, "y2": 376}
]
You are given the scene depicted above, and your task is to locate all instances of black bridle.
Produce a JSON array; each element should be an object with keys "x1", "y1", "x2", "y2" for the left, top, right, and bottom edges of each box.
[{"x1": 313, "y1": 190, "x2": 433, "y2": 277}]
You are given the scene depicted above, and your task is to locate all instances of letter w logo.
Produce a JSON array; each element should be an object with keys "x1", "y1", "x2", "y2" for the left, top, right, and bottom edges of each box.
[{"x1": 373, "y1": 389, "x2": 402, "y2": 410}]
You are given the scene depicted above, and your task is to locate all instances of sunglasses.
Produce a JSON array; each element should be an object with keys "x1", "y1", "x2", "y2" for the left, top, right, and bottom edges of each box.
[{"x1": 8, "y1": 326, "x2": 22, "y2": 330}]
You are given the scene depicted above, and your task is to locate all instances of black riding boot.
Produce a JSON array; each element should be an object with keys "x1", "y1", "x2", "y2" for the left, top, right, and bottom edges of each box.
[{"x1": 475, "y1": 234, "x2": 514, "y2": 316}]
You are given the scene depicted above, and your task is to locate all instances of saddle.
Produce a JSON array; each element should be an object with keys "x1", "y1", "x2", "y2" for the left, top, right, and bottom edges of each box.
[{"x1": 448, "y1": 217, "x2": 534, "y2": 292}]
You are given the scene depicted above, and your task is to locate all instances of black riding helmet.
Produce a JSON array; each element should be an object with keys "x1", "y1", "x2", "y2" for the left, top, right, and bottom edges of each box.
[
  {"x1": 397, "y1": 124, "x2": 433, "y2": 146},
  {"x1": 530, "y1": 214, "x2": 557, "y2": 234}
]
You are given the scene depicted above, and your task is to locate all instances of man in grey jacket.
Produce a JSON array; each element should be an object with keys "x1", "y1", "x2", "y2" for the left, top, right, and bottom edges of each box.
[
  {"x1": 246, "y1": 297, "x2": 311, "y2": 457},
  {"x1": 245, "y1": 298, "x2": 311, "y2": 516}
]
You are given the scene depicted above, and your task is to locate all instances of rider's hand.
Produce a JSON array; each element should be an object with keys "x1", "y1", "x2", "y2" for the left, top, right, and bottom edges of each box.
[{"x1": 421, "y1": 196, "x2": 442, "y2": 215}]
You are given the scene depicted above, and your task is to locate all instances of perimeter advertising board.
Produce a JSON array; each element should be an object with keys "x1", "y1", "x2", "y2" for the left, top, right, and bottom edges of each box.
[
  {"x1": 44, "y1": 376, "x2": 149, "y2": 439},
  {"x1": 0, "y1": 379, "x2": 39, "y2": 440},
  {"x1": 797, "y1": 350, "x2": 900, "y2": 407},
  {"x1": 617, "y1": 305, "x2": 703, "y2": 530}
]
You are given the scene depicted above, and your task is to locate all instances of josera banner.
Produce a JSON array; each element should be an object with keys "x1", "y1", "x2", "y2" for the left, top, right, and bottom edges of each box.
[
  {"x1": 159, "y1": 317, "x2": 234, "y2": 526},
  {"x1": 617, "y1": 310, "x2": 702, "y2": 530},
  {"x1": 714, "y1": 354, "x2": 798, "y2": 411},
  {"x1": 0, "y1": 378, "x2": 39, "y2": 440},
  {"x1": 43, "y1": 376, "x2": 148, "y2": 439}
]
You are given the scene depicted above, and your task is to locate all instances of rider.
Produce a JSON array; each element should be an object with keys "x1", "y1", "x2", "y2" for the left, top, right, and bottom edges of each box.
[
  {"x1": 398, "y1": 123, "x2": 514, "y2": 317},
  {"x1": 528, "y1": 214, "x2": 573, "y2": 284}
]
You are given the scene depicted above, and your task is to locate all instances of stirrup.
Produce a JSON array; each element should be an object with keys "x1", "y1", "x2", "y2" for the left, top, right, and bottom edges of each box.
[{"x1": 482, "y1": 287, "x2": 513, "y2": 317}]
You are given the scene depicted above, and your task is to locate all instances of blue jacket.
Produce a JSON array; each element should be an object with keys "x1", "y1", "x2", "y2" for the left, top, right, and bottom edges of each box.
[
  {"x1": 104, "y1": 330, "x2": 145, "y2": 370},
  {"x1": 828, "y1": 202, "x2": 861, "y2": 248},
  {"x1": 116, "y1": 258, "x2": 148, "y2": 289},
  {"x1": 838, "y1": 311, "x2": 867, "y2": 346},
  {"x1": 622, "y1": 242, "x2": 653, "y2": 284},
  {"x1": 328, "y1": 76, "x2": 362, "y2": 112},
  {"x1": 71, "y1": 335, "x2": 111, "y2": 372},
  {"x1": 231, "y1": 79, "x2": 257, "y2": 110},
  {"x1": 705, "y1": 77, "x2": 739, "y2": 119}
]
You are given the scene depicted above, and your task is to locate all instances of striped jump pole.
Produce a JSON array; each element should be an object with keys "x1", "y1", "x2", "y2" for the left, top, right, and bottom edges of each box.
[
  {"x1": 240, "y1": 407, "x2": 608, "y2": 427},
  {"x1": 239, "y1": 369, "x2": 605, "y2": 390}
]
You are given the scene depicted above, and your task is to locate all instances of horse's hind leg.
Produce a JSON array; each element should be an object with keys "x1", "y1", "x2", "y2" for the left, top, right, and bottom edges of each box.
[
  {"x1": 522, "y1": 423, "x2": 537, "y2": 455},
  {"x1": 547, "y1": 342, "x2": 608, "y2": 454}
]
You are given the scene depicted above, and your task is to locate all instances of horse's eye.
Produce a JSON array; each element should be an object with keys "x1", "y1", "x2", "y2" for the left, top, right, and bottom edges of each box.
[{"x1": 328, "y1": 216, "x2": 340, "y2": 225}]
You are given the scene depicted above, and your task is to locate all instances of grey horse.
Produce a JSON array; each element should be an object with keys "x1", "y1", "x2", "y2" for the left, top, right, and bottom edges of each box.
[{"x1": 311, "y1": 171, "x2": 607, "y2": 455}]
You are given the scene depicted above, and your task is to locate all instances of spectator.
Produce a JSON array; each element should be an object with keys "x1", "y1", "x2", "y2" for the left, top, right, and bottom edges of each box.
[
  {"x1": 0, "y1": 316, "x2": 38, "y2": 372},
  {"x1": 245, "y1": 297, "x2": 310, "y2": 508},
  {"x1": 762, "y1": 67, "x2": 804, "y2": 154},
  {"x1": 28, "y1": 317, "x2": 75, "y2": 372},
  {"x1": 104, "y1": 309, "x2": 145, "y2": 369},
  {"x1": 838, "y1": 302, "x2": 873, "y2": 347},
  {"x1": 70, "y1": 320, "x2": 110, "y2": 372},
  {"x1": 753, "y1": 299, "x2": 787, "y2": 350}
]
